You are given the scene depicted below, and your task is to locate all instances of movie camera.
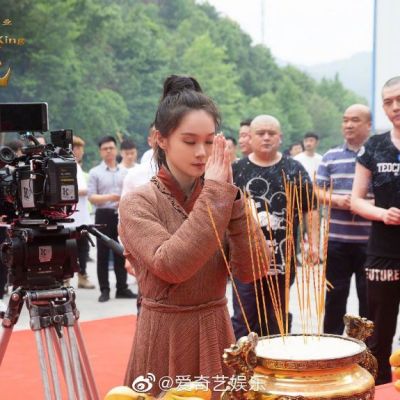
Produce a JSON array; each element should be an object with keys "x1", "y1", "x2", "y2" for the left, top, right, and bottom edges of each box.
[{"x1": 0, "y1": 103, "x2": 120, "y2": 289}]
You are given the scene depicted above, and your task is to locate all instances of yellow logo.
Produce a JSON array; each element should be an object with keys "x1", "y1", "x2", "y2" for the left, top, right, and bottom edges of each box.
[
  {"x1": 0, "y1": 35, "x2": 25, "y2": 48},
  {"x1": 0, "y1": 18, "x2": 25, "y2": 87},
  {"x1": 0, "y1": 60, "x2": 11, "y2": 87}
]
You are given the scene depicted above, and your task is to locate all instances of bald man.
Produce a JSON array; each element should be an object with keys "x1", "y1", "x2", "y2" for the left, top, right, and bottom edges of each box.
[
  {"x1": 316, "y1": 104, "x2": 372, "y2": 335},
  {"x1": 231, "y1": 114, "x2": 319, "y2": 338}
]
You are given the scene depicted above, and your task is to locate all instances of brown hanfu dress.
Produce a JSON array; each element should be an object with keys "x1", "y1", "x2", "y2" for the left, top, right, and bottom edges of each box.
[{"x1": 118, "y1": 170, "x2": 263, "y2": 395}]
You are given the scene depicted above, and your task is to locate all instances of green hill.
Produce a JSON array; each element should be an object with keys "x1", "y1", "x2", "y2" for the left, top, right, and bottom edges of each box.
[
  {"x1": 0, "y1": 0, "x2": 365, "y2": 163},
  {"x1": 301, "y1": 52, "x2": 372, "y2": 102}
]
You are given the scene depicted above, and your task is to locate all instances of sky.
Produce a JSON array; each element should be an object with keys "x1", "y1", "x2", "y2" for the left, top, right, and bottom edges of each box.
[{"x1": 201, "y1": 0, "x2": 374, "y2": 66}]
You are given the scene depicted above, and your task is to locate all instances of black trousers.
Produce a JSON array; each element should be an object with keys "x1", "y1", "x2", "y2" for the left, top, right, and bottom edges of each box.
[
  {"x1": 366, "y1": 270, "x2": 400, "y2": 385},
  {"x1": 323, "y1": 241, "x2": 368, "y2": 335},
  {"x1": 77, "y1": 235, "x2": 89, "y2": 275},
  {"x1": 95, "y1": 209, "x2": 127, "y2": 292},
  {"x1": 232, "y1": 273, "x2": 292, "y2": 339}
]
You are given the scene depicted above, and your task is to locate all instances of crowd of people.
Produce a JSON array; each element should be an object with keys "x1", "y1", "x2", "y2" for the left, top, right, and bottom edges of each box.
[{"x1": 1, "y1": 74, "x2": 400, "y2": 392}]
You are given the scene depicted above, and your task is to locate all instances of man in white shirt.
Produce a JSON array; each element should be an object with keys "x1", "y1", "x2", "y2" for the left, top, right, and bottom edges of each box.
[
  {"x1": 119, "y1": 138, "x2": 137, "y2": 171},
  {"x1": 88, "y1": 136, "x2": 136, "y2": 302},
  {"x1": 71, "y1": 136, "x2": 95, "y2": 289},
  {"x1": 122, "y1": 125, "x2": 158, "y2": 197},
  {"x1": 139, "y1": 124, "x2": 157, "y2": 165},
  {"x1": 294, "y1": 132, "x2": 323, "y2": 180},
  {"x1": 120, "y1": 126, "x2": 157, "y2": 310},
  {"x1": 140, "y1": 148, "x2": 153, "y2": 165}
]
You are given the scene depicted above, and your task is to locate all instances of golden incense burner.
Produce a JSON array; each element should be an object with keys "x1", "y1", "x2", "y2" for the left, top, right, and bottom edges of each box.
[{"x1": 221, "y1": 316, "x2": 376, "y2": 400}]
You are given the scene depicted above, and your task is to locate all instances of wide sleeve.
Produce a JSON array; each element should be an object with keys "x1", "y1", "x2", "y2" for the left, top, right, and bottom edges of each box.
[
  {"x1": 227, "y1": 196, "x2": 268, "y2": 284},
  {"x1": 118, "y1": 179, "x2": 238, "y2": 284}
]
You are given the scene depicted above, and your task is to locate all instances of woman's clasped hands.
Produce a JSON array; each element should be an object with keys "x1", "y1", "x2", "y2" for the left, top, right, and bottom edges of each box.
[{"x1": 204, "y1": 133, "x2": 233, "y2": 184}]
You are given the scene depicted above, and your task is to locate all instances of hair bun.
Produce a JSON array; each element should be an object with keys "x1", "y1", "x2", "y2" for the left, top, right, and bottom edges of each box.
[{"x1": 162, "y1": 75, "x2": 202, "y2": 99}]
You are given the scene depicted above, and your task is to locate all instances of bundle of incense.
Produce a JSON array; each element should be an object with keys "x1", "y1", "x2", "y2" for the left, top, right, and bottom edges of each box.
[{"x1": 206, "y1": 173, "x2": 333, "y2": 340}]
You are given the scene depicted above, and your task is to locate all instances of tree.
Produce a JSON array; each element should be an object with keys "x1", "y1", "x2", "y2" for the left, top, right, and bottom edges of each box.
[
  {"x1": 179, "y1": 34, "x2": 245, "y2": 132},
  {"x1": 274, "y1": 76, "x2": 313, "y2": 144},
  {"x1": 110, "y1": 2, "x2": 171, "y2": 144},
  {"x1": 317, "y1": 74, "x2": 366, "y2": 112},
  {"x1": 306, "y1": 93, "x2": 342, "y2": 151},
  {"x1": 158, "y1": 0, "x2": 196, "y2": 30},
  {"x1": 0, "y1": 0, "x2": 365, "y2": 164}
]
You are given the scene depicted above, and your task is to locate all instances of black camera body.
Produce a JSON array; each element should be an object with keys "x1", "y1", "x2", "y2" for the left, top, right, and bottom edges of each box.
[
  {"x1": 0, "y1": 131, "x2": 78, "y2": 221},
  {"x1": 0, "y1": 103, "x2": 80, "y2": 288},
  {"x1": 1, "y1": 225, "x2": 78, "y2": 288}
]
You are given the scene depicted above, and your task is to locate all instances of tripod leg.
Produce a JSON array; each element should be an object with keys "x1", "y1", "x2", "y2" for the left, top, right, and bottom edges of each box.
[
  {"x1": 0, "y1": 326, "x2": 13, "y2": 366},
  {"x1": 59, "y1": 330, "x2": 78, "y2": 400},
  {"x1": 74, "y1": 322, "x2": 100, "y2": 400},
  {"x1": 66, "y1": 328, "x2": 91, "y2": 400},
  {"x1": 34, "y1": 330, "x2": 53, "y2": 400},
  {"x1": 80, "y1": 361, "x2": 92, "y2": 400},
  {"x1": 44, "y1": 327, "x2": 63, "y2": 400},
  {"x1": 51, "y1": 327, "x2": 81, "y2": 398},
  {"x1": 66, "y1": 326, "x2": 85, "y2": 400},
  {"x1": 0, "y1": 289, "x2": 24, "y2": 366},
  {"x1": 50, "y1": 327, "x2": 64, "y2": 373}
]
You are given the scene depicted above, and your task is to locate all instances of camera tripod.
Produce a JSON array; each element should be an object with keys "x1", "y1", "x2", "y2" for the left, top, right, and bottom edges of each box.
[{"x1": 0, "y1": 286, "x2": 100, "y2": 400}]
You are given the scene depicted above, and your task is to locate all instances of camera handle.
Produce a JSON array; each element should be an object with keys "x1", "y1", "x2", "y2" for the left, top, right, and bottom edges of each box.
[
  {"x1": 77, "y1": 224, "x2": 124, "y2": 258},
  {"x1": 25, "y1": 132, "x2": 40, "y2": 145}
]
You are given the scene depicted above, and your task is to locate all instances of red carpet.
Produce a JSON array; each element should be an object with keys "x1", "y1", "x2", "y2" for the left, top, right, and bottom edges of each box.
[
  {"x1": 375, "y1": 382, "x2": 398, "y2": 399},
  {"x1": 0, "y1": 315, "x2": 398, "y2": 399},
  {"x1": 0, "y1": 315, "x2": 136, "y2": 400}
]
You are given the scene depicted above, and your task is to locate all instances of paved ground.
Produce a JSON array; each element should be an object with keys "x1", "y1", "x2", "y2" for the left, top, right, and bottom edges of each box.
[{"x1": 3, "y1": 245, "x2": 400, "y2": 352}]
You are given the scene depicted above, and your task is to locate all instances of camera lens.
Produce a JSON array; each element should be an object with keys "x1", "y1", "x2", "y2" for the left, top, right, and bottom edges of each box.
[{"x1": 0, "y1": 145, "x2": 16, "y2": 165}]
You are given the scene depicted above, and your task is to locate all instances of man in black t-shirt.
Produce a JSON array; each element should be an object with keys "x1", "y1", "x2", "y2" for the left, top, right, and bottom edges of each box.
[
  {"x1": 352, "y1": 76, "x2": 400, "y2": 384},
  {"x1": 231, "y1": 114, "x2": 319, "y2": 339}
]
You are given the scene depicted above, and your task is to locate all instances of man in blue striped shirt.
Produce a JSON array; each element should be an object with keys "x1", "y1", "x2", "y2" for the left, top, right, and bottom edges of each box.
[{"x1": 316, "y1": 104, "x2": 372, "y2": 334}]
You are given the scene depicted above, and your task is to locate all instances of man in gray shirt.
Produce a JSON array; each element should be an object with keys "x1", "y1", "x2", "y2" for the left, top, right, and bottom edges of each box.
[{"x1": 88, "y1": 135, "x2": 136, "y2": 302}]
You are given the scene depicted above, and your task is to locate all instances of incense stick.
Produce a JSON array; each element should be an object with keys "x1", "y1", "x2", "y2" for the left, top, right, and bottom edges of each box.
[
  {"x1": 263, "y1": 200, "x2": 286, "y2": 336},
  {"x1": 245, "y1": 190, "x2": 271, "y2": 337},
  {"x1": 205, "y1": 169, "x2": 333, "y2": 341},
  {"x1": 205, "y1": 201, "x2": 251, "y2": 334},
  {"x1": 242, "y1": 191, "x2": 264, "y2": 336}
]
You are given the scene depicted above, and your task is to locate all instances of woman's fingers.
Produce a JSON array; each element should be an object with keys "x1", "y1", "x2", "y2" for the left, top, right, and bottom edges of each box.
[
  {"x1": 219, "y1": 137, "x2": 229, "y2": 174},
  {"x1": 205, "y1": 134, "x2": 233, "y2": 183},
  {"x1": 215, "y1": 134, "x2": 224, "y2": 165},
  {"x1": 227, "y1": 162, "x2": 233, "y2": 184},
  {"x1": 209, "y1": 134, "x2": 217, "y2": 165},
  {"x1": 223, "y1": 144, "x2": 230, "y2": 167}
]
